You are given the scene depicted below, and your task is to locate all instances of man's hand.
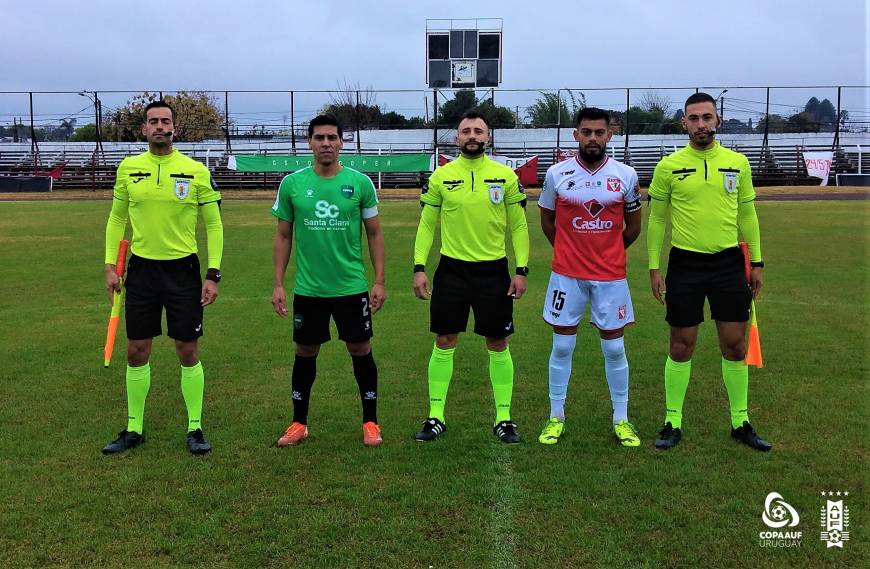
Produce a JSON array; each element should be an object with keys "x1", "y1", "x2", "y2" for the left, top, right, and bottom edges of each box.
[
  {"x1": 750, "y1": 267, "x2": 763, "y2": 299},
  {"x1": 370, "y1": 283, "x2": 386, "y2": 313},
  {"x1": 413, "y1": 272, "x2": 431, "y2": 300},
  {"x1": 650, "y1": 269, "x2": 666, "y2": 305},
  {"x1": 507, "y1": 275, "x2": 527, "y2": 299},
  {"x1": 105, "y1": 265, "x2": 121, "y2": 305},
  {"x1": 201, "y1": 280, "x2": 219, "y2": 306},
  {"x1": 272, "y1": 285, "x2": 289, "y2": 316}
]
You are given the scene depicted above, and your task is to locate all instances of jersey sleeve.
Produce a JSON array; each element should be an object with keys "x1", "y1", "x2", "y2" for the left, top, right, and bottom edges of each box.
[
  {"x1": 196, "y1": 164, "x2": 221, "y2": 205},
  {"x1": 737, "y1": 155, "x2": 756, "y2": 203},
  {"x1": 504, "y1": 170, "x2": 526, "y2": 205},
  {"x1": 624, "y1": 169, "x2": 642, "y2": 212},
  {"x1": 271, "y1": 175, "x2": 295, "y2": 223},
  {"x1": 112, "y1": 159, "x2": 130, "y2": 201},
  {"x1": 359, "y1": 173, "x2": 379, "y2": 219},
  {"x1": 420, "y1": 171, "x2": 443, "y2": 207},
  {"x1": 646, "y1": 197, "x2": 669, "y2": 270},
  {"x1": 647, "y1": 159, "x2": 672, "y2": 202},
  {"x1": 538, "y1": 167, "x2": 557, "y2": 210}
]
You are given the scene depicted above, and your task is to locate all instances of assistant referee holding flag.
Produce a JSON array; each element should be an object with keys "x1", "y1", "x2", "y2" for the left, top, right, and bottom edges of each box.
[
  {"x1": 647, "y1": 92, "x2": 770, "y2": 452},
  {"x1": 102, "y1": 100, "x2": 224, "y2": 455}
]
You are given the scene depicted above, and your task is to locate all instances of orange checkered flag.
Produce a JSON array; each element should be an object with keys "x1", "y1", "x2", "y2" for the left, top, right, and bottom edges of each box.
[{"x1": 103, "y1": 239, "x2": 129, "y2": 368}]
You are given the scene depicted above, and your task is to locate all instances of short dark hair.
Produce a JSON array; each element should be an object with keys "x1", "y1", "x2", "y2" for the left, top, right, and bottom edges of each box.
[
  {"x1": 575, "y1": 107, "x2": 611, "y2": 126},
  {"x1": 308, "y1": 114, "x2": 343, "y2": 138},
  {"x1": 684, "y1": 92, "x2": 717, "y2": 110},
  {"x1": 144, "y1": 100, "x2": 175, "y2": 122},
  {"x1": 458, "y1": 109, "x2": 490, "y2": 130}
]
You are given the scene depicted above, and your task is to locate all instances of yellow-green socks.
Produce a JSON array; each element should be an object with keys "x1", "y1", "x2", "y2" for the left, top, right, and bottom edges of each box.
[
  {"x1": 427, "y1": 346, "x2": 454, "y2": 422},
  {"x1": 181, "y1": 361, "x2": 205, "y2": 432},
  {"x1": 488, "y1": 347, "x2": 514, "y2": 424},
  {"x1": 722, "y1": 357, "x2": 750, "y2": 429},
  {"x1": 664, "y1": 356, "x2": 691, "y2": 428},
  {"x1": 125, "y1": 363, "x2": 151, "y2": 434}
]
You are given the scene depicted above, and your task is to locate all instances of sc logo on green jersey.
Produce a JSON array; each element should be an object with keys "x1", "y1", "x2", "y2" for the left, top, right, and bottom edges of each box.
[{"x1": 315, "y1": 200, "x2": 340, "y2": 219}]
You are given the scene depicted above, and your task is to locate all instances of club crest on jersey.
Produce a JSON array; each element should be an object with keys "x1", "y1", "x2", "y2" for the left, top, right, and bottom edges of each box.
[
  {"x1": 488, "y1": 184, "x2": 504, "y2": 204},
  {"x1": 607, "y1": 177, "x2": 622, "y2": 192},
  {"x1": 174, "y1": 179, "x2": 190, "y2": 200},
  {"x1": 723, "y1": 172, "x2": 738, "y2": 193},
  {"x1": 341, "y1": 185, "x2": 354, "y2": 198}
]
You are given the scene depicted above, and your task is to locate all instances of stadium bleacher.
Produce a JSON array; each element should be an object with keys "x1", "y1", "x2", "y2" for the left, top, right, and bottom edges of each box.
[{"x1": 0, "y1": 140, "x2": 866, "y2": 190}]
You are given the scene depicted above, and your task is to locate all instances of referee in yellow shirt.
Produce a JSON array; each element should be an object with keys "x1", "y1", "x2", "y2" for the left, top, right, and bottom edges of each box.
[
  {"x1": 412, "y1": 110, "x2": 530, "y2": 444},
  {"x1": 102, "y1": 100, "x2": 224, "y2": 455},
  {"x1": 647, "y1": 92, "x2": 770, "y2": 452}
]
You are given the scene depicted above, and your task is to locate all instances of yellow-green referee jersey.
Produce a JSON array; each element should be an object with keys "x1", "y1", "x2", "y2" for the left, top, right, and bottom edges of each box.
[
  {"x1": 105, "y1": 149, "x2": 223, "y2": 269},
  {"x1": 414, "y1": 154, "x2": 529, "y2": 267},
  {"x1": 647, "y1": 142, "x2": 761, "y2": 269}
]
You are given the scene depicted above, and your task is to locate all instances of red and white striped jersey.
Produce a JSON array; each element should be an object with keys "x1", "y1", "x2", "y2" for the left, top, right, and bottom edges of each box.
[{"x1": 539, "y1": 156, "x2": 641, "y2": 280}]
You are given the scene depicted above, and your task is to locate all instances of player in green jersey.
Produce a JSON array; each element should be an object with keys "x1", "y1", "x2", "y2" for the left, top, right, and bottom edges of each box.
[
  {"x1": 102, "y1": 100, "x2": 224, "y2": 455},
  {"x1": 647, "y1": 92, "x2": 770, "y2": 452},
  {"x1": 272, "y1": 114, "x2": 386, "y2": 447},
  {"x1": 412, "y1": 110, "x2": 530, "y2": 444}
]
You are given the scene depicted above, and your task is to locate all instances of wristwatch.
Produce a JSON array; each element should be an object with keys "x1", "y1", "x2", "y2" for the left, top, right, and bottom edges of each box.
[
  {"x1": 206, "y1": 268, "x2": 222, "y2": 283},
  {"x1": 750, "y1": 261, "x2": 765, "y2": 269},
  {"x1": 413, "y1": 264, "x2": 425, "y2": 274},
  {"x1": 515, "y1": 266, "x2": 529, "y2": 277}
]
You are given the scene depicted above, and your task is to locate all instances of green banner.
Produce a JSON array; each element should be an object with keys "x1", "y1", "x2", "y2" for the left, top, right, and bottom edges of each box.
[{"x1": 228, "y1": 153, "x2": 432, "y2": 173}]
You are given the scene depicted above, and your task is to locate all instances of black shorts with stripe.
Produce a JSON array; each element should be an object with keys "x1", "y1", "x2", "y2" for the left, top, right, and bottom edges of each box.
[
  {"x1": 125, "y1": 254, "x2": 204, "y2": 341},
  {"x1": 430, "y1": 255, "x2": 514, "y2": 338},
  {"x1": 664, "y1": 246, "x2": 751, "y2": 327}
]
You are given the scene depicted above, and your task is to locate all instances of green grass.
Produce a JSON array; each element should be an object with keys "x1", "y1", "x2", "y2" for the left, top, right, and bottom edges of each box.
[{"x1": 0, "y1": 199, "x2": 867, "y2": 568}]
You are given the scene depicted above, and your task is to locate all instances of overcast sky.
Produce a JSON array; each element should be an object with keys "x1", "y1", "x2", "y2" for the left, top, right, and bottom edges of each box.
[{"x1": 1, "y1": 0, "x2": 867, "y2": 124}]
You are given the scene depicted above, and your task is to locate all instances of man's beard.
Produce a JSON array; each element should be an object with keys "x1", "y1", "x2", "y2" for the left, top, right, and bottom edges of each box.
[
  {"x1": 461, "y1": 141, "x2": 485, "y2": 156},
  {"x1": 148, "y1": 134, "x2": 172, "y2": 148},
  {"x1": 691, "y1": 129, "x2": 716, "y2": 145},
  {"x1": 578, "y1": 144, "x2": 605, "y2": 164}
]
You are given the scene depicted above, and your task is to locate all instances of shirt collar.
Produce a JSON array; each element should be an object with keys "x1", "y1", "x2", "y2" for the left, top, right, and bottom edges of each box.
[
  {"x1": 456, "y1": 153, "x2": 488, "y2": 171},
  {"x1": 684, "y1": 141, "x2": 721, "y2": 159},
  {"x1": 146, "y1": 149, "x2": 178, "y2": 162}
]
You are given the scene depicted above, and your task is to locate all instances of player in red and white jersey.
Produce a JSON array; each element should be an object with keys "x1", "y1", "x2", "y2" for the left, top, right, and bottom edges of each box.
[{"x1": 537, "y1": 107, "x2": 643, "y2": 447}]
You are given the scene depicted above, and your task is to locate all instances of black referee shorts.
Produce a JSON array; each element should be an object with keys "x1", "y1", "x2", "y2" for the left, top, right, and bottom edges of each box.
[
  {"x1": 430, "y1": 255, "x2": 514, "y2": 338},
  {"x1": 664, "y1": 246, "x2": 751, "y2": 327},
  {"x1": 125, "y1": 254, "x2": 204, "y2": 341}
]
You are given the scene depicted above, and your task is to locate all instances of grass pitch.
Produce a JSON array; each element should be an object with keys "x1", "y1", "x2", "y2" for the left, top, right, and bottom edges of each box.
[{"x1": 0, "y1": 198, "x2": 867, "y2": 568}]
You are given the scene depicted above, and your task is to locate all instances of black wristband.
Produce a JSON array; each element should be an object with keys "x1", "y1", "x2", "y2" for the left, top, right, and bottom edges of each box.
[
  {"x1": 750, "y1": 261, "x2": 765, "y2": 269},
  {"x1": 515, "y1": 266, "x2": 529, "y2": 276},
  {"x1": 205, "y1": 268, "x2": 222, "y2": 283},
  {"x1": 413, "y1": 264, "x2": 425, "y2": 273}
]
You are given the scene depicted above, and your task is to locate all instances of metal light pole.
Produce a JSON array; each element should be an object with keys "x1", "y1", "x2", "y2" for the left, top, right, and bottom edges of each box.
[
  {"x1": 78, "y1": 91, "x2": 103, "y2": 152},
  {"x1": 715, "y1": 89, "x2": 728, "y2": 133}
]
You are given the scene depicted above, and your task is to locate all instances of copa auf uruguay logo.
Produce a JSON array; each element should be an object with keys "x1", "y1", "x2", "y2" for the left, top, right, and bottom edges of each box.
[
  {"x1": 763, "y1": 492, "x2": 800, "y2": 528},
  {"x1": 759, "y1": 492, "x2": 802, "y2": 548}
]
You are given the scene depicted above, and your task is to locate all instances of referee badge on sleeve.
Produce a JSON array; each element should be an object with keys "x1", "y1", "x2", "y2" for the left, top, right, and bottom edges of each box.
[
  {"x1": 174, "y1": 179, "x2": 190, "y2": 200},
  {"x1": 488, "y1": 184, "x2": 504, "y2": 204},
  {"x1": 723, "y1": 172, "x2": 738, "y2": 193}
]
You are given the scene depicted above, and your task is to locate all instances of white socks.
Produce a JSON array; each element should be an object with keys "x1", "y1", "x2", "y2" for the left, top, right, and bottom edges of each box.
[
  {"x1": 601, "y1": 337, "x2": 629, "y2": 423},
  {"x1": 548, "y1": 333, "x2": 576, "y2": 420}
]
